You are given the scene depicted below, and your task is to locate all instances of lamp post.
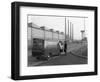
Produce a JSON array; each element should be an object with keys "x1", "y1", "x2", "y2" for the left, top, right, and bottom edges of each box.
[{"x1": 70, "y1": 22, "x2": 72, "y2": 42}]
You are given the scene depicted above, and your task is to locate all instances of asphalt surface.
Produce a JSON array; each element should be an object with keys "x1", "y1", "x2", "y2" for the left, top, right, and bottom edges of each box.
[
  {"x1": 28, "y1": 42, "x2": 87, "y2": 66},
  {"x1": 36, "y1": 52, "x2": 87, "y2": 66}
]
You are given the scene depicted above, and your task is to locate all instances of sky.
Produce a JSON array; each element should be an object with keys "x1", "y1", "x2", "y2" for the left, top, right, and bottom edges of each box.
[{"x1": 28, "y1": 15, "x2": 88, "y2": 40}]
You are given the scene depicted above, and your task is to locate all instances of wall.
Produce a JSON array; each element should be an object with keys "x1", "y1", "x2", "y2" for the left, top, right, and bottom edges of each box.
[
  {"x1": 0, "y1": 0, "x2": 99, "y2": 82},
  {"x1": 28, "y1": 23, "x2": 65, "y2": 41}
]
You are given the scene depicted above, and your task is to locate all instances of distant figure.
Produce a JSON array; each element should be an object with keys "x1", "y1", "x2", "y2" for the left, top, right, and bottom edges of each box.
[
  {"x1": 58, "y1": 41, "x2": 64, "y2": 55},
  {"x1": 64, "y1": 41, "x2": 67, "y2": 54}
]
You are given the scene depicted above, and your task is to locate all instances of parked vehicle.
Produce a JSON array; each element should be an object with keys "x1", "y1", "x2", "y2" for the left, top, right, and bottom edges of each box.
[{"x1": 32, "y1": 38, "x2": 65, "y2": 60}]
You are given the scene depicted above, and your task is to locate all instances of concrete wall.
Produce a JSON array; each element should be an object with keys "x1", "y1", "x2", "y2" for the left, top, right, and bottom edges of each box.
[
  {"x1": 28, "y1": 25, "x2": 66, "y2": 51},
  {"x1": 32, "y1": 27, "x2": 44, "y2": 39},
  {"x1": 45, "y1": 31, "x2": 52, "y2": 40},
  {"x1": 28, "y1": 27, "x2": 65, "y2": 41}
]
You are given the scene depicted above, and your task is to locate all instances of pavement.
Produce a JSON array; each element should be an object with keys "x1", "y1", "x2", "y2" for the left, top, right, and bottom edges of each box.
[
  {"x1": 36, "y1": 53, "x2": 87, "y2": 66},
  {"x1": 28, "y1": 42, "x2": 87, "y2": 66}
]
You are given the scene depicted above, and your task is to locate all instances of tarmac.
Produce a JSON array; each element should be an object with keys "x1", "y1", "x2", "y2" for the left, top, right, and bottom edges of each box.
[{"x1": 28, "y1": 42, "x2": 87, "y2": 66}]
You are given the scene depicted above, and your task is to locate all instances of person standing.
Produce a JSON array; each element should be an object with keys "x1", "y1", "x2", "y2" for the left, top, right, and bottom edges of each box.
[
  {"x1": 64, "y1": 41, "x2": 67, "y2": 55},
  {"x1": 58, "y1": 41, "x2": 64, "y2": 55}
]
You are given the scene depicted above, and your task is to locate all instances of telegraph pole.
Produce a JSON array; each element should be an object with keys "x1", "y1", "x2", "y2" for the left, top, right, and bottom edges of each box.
[
  {"x1": 70, "y1": 22, "x2": 72, "y2": 41},
  {"x1": 68, "y1": 20, "x2": 69, "y2": 42},
  {"x1": 65, "y1": 17, "x2": 67, "y2": 42},
  {"x1": 72, "y1": 23, "x2": 73, "y2": 41},
  {"x1": 84, "y1": 18, "x2": 86, "y2": 38},
  {"x1": 65, "y1": 17, "x2": 67, "y2": 55}
]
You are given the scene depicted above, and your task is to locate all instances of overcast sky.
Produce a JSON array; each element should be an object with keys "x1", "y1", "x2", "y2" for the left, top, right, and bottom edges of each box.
[{"x1": 28, "y1": 15, "x2": 88, "y2": 40}]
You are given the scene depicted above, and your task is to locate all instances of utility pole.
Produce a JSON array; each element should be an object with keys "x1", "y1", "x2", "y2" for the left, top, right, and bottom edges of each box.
[
  {"x1": 65, "y1": 17, "x2": 67, "y2": 42},
  {"x1": 70, "y1": 22, "x2": 72, "y2": 41},
  {"x1": 68, "y1": 20, "x2": 69, "y2": 42},
  {"x1": 72, "y1": 23, "x2": 73, "y2": 41},
  {"x1": 80, "y1": 30, "x2": 85, "y2": 56},
  {"x1": 84, "y1": 18, "x2": 86, "y2": 38},
  {"x1": 65, "y1": 17, "x2": 67, "y2": 55}
]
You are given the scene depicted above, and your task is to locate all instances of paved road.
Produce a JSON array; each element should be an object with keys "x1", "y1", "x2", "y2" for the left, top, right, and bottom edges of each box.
[
  {"x1": 28, "y1": 42, "x2": 87, "y2": 66},
  {"x1": 36, "y1": 53, "x2": 87, "y2": 66}
]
